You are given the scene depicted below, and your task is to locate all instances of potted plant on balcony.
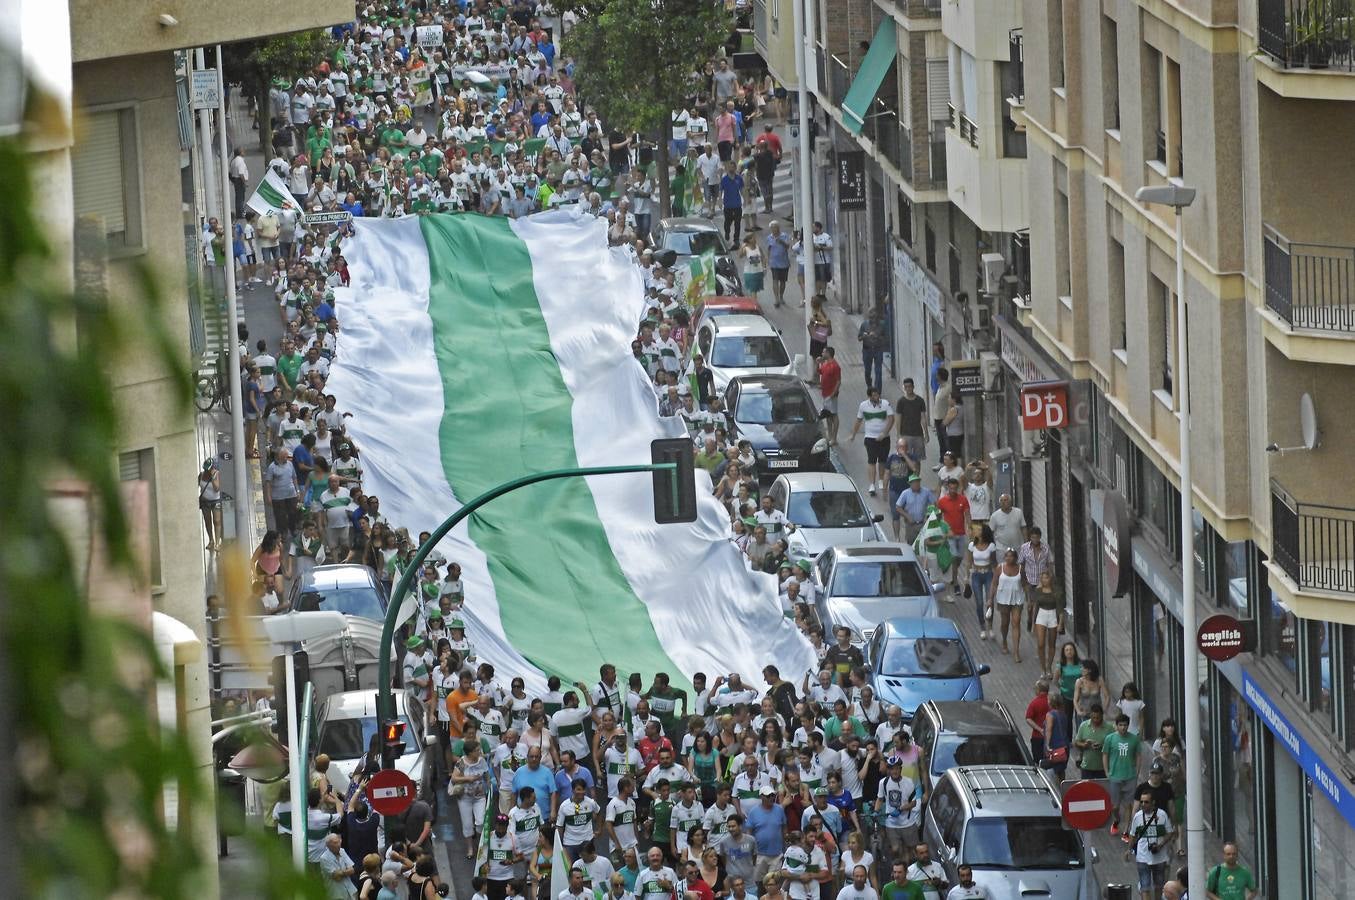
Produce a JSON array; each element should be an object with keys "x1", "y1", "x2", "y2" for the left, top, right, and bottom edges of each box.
[{"x1": 1289, "y1": 0, "x2": 1349, "y2": 68}]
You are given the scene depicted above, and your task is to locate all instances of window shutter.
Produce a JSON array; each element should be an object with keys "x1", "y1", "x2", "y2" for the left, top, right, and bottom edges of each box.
[
  {"x1": 72, "y1": 110, "x2": 127, "y2": 235},
  {"x1": 119, "y1": 450, "x2": 144, "y2": 481},
  {"x1": 900, "y1": 58, "x2": 912, "y2": 124},
  {"x1": 926, "y1": 58, "x2": 949, "y2": 123}
]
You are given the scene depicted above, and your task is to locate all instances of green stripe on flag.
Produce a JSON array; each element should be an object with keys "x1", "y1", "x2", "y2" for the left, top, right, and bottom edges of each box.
[
  {"x1": 418, "y1": 213, "x2": 686, "y2": 688},
  {"x1": 256, "y1": 178, "x2": 294, "y2": 212}
]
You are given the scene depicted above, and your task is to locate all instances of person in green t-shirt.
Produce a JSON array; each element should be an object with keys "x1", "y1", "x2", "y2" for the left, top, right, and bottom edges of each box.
[
  {"x1": 822, "y1": 700, "x2": 868, "y2": 744},
  {"x1": 880, "y1": 861, "x2": 925, "y2": 900},
  {"x1": 647, "y1": 780, "x2": 674, "y2": 850},
  {"x1": 1205, "y1": 842, "x2": 1258, "y2": 900},
  {"x1": 1073, "y1": 704, "x2": 1112, "y2": 778},
  {"x1": 1101, "y1": 714, "x2": 1143, "y2": 835},
  {"x1": 644, "y1": 673, "x2": 688, "y2": 740},
  {"x1": 276, "y1": 339, "x2": 303, "y2": 394}
]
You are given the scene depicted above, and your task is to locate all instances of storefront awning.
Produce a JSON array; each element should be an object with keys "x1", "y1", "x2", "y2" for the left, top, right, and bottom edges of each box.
[{"x1": 842, "y1": 19, "x2": 897, "y2": 135}]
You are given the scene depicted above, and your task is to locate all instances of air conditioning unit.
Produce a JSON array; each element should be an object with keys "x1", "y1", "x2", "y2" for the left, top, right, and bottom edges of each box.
[
  {"x1": 981, "y1": 252, "x2": 1006, "y2": 295},
  {"x1": 970, "y1": 298, "x2": 993, "y2": 332},
  {"x1": 1020, "y1": 428, "x2": 1048, "y2": 459},
  {"x1": 980, "y1": 351, "x2": 1001, "y2": 391}
]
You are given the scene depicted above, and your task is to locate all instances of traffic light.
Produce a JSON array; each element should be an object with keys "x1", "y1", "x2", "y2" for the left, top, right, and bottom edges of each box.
[
  {"x1": 651, "y1": 438, "x2": 698, "y2": 524},
  {"x1": 268, "y1": 651, "x2": 310, "y2": 743},
  {"x1": 380, "y1": 720, "x2": 407, "y2": 770}
]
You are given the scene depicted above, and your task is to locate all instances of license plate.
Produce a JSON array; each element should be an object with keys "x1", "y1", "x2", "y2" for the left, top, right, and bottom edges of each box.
[{"x1": 767, "y1": 459, "x2": 798, "y2": 469}]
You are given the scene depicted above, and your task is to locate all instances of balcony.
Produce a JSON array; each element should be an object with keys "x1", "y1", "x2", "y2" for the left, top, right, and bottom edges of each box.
[
  {"x1": 826, "y1": 50, "x2": 851, "y2": 109},
  {"x1": 944, "y1": 108, "x2": 1027, "y2": 233},
  {"x1": 1263, "y1": 226, "x2": 1355, "y2": 334},
  {"x1": 1271, "y1": 481, "x2": 1355, "y2": 598},
  {"x1": 753, "y1": 0, "x2": 769, "y2": 50},
  {"x1": 941, "y1": 0, "x2": 1024, "y2": 62},
  {"x1": 1258, "y1": 0, "x2": 1355, "y2": 72}
]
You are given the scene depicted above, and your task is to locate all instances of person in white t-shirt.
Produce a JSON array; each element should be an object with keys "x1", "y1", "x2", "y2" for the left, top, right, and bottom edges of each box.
[
  {"x1": 635, "y1": 847, "x2": 677, "y2": 900},
  {"x1": 605, "y1": 776, "x2": 640, "y2": 854},
  {"x1": 556, "y1": 779, "x2": 602, "y2": 863},
  {"x1": 848, "y1": 386, "x2": 896, "y2": 496},
  {"x1": 835, "y1": 864, "x2": 878, "y2": 900},
  {"x1": 781, "y1": 829, "x2": 828, "y2": 900},
  {"x1": 905, "y1": 843, "x2": 950, "y2": 900}
]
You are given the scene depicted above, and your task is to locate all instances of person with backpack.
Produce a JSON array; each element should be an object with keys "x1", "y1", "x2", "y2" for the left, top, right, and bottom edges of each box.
[{"x1": 1204, "y1": 842, "x2": 1258, "y2": 900}]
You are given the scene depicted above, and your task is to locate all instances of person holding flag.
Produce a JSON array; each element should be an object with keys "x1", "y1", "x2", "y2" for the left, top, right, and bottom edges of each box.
[{"x1": 911, "y1": 505, "x2": 953, "y2": 591}]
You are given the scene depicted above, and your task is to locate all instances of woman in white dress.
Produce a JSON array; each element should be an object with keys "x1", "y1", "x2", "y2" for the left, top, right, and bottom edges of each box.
[{"x1": 990, "y1": 548, "x2": 1026, "y2": 660}]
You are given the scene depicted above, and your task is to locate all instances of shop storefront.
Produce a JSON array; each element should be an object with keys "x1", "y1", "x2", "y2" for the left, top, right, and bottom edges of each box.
[{"x1": 891, "y1": 240, "x2": 943, "y2": 394}]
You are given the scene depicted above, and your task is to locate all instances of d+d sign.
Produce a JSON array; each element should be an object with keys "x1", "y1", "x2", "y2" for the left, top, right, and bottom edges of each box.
[{"x1": 1020, "y1": 381, "x2": 1069, "y2": 430}]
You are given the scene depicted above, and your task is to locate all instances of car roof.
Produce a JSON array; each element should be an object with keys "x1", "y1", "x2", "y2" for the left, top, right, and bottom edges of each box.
[
  {"x1": 775, "y1": 471, "x2": 861, "y2": 493},
  {"x1": 924, "y1": 701, "x2": 1016, "y2": 735},
  {"x1": 710, "y1": 314, "x2": 779, "y2": 335},
  {"x1": 731, "y1": 373, "x2": 804, "y2": 392},
  {"x1": 947, "y1": 765, "x2": 1062, "y2": 816},
  {"x1": 830, "y1": 542, "x2": 919, "y2": 562},
  {"x1": 299, "y1": 564, "x2": 380, "y2": 591},
  {"x1": 321, "y1": 689, "x2": 407, "y2": 720},
  {"x1": 661, "y1": 217, "x2": 719, "y2": 231},
  {"x1": 881, "y1": 616, "x2": 962, "y2": 639},
  {"x1": 702, "y1": 296, "x2": 760, "y2": 309}
]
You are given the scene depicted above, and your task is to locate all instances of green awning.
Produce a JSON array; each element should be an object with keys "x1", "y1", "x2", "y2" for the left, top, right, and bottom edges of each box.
[{"x1": 841, "y1": 19, "x2": 897, "y2": 135}]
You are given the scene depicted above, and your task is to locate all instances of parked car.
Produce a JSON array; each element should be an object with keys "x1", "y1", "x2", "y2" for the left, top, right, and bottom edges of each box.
[
  {"x1": 766, "y1": 472, "x2": 884, "y2": 558},
  {"x1": 650, "y1": 217, "x2": 739, "y2": 285},
  {"x1": 909, "y1": 700, "x2": 1032, "y2": 792},
  {"x1": 810, "y1": 544, "x2": 940, "y2": 645},
  {"x1": 286, "y1": 564, "x2": 389, "y2": 623},
  {"x1": 922, "y1": 765, "x2": 1099, "y2": 900},
  {"x1": 693, "y1": 294, "x2": 762, "y2": 330},
  {"x1": 687, "y1": 313, "x2": 795, "y2": 393},
  {"x1": 725, "y1": 376, "x2": 831, "y2": 481},
  {"x1": 864, "y1": 617, "x2": 990, "y2": 719},
  {"x1": 314, "y1": 689, "x2": 432, "y2": 796}
]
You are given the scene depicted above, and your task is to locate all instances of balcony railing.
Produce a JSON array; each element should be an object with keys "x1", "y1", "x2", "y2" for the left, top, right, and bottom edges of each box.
[
  {"x1": 827, "y1": 52, "x2": 851, "y2": 109},
  {"x1": 946, "y1": 103, "x2": 978, "y2": 148},
  {"x1": 929, "y1": 133, "x2": 947, "y2": 182},
  {"x1": 1272, "y1": 481, "x2": 1355, "y2": 596},
  {"x1": 753, "y1": 0, "x2": 768, "y2": 49},
  {"x1": 1258, "y1": 0, "x2": 1355, "y2": 71},
  {"x1": 1263, "y1": 225, "x2": 1355, "y2": 332},
  {"x1": 816, "y1": 43, "x2": 828, "y2": 99}
]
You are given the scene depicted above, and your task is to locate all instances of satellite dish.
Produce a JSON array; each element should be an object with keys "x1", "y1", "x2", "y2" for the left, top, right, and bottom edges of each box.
[{"x1": 1300, "y1": 392, "x2": 1320, "y2": 450}]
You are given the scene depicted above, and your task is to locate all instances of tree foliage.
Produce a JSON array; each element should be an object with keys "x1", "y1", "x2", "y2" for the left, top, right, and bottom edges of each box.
[
  {"x1": 562, "y1": 0, "x2": 731, "y2": 214},
  {"x1": 223, "y1": 29, "x2": 334, "y2": 153}
]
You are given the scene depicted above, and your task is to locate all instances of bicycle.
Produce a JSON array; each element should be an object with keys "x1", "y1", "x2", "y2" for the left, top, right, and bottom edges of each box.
[{"x1": 194, "y1": 351, "x2": 233, "y2": 413}]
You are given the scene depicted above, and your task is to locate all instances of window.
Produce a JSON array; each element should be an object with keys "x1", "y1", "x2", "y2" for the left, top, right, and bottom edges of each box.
[
  {"x1": 924, "y1": 222, "x2": 937, "y2": 272},
  {"x1": 770, "y1": 0, "x2": 779, "y2": 33},
  {"x1": 1102, "y1": 16, "x2": 1120, "y2": 131},
  {"x1": 1262, "y1": 603, "x2": 1299, "y2": 681},
  {"x1": 1150, "y1": 276, "x2": 1177, "y2": 401},
  {"x1": 1053, "y1": 183, "x2": 1071, "y2": 299},
  {"x1": 72, "y1": 107, "x2": 143, "y2": 251},
  {"x1": 926, "y1": 58, "x2": 950, "y2": 139},
  {"x1": 1108, "y1": 235, "x2": 1126, "y2": 351},
  {"x1": 1049, "y1": 0, "x2": 1066, "y2": 88},
  {"x1": 1143, "y1": 46, "x2": 1163, "y2": 166},
  {"x1": 118, "y1": 448, "x2": 161, "y2": 586},
  {"x1": 1163, "y1": 57, "x2": 1182, "y2": 178},
  {"x1": 898, "y1": 194, "x2": 913, "y2": 246}
]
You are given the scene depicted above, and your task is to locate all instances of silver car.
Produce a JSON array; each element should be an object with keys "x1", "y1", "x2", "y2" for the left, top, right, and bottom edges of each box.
[
  {"x1": 922, "y1": 765, "x2": 1100, "y2": 900},
  {"x1": 768, "y1": 472, "x2": 885, "y2": 560},
  {"x1": 810, "y1": 543, "x2": 940, "y2": 645}
]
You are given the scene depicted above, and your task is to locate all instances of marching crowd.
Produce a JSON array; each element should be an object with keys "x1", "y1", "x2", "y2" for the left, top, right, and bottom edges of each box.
[{"x1": 196, "y1": 3, "x2": 1259, "y2": 900}]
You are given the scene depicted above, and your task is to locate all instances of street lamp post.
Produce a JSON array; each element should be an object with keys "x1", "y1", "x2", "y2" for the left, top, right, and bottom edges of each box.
[
  {"x1": 262, "y1": 611, "x2": 348, "y2": 870},
  {"x1": 1135, "y1": 182, "x2": 1201, "y2": 891},
  {"x1": 792, "y1": 0, "x2": 817, "y2": 365}
]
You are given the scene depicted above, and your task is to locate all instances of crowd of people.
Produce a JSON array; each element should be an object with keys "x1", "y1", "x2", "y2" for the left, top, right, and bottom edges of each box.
[{"x1": 195, "y1": 4, "x2": 1260, "y2": 900}]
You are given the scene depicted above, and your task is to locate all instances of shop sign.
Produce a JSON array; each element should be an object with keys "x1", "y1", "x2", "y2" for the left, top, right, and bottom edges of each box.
[
  {"x1": 1197, "y1": 613, "x2": 1255, "y2": 662},
  {"x1": 892, "y1": 243, "x2": 942, "y2": 321},
  {"x1": 999, "y1": 321, "x2": 1056, "y2": 384},
  {"x1": 1102, "y1": 489, "x2": 1132, "y2": 597},
  {"x1": 837, "y1": 151, "x2": 866, "y2": 211},
  {"x1": 1020, "y1": 381, "x2": 1069, "y2": 430},
  {"x1": 1242, "y1": 670, "x2": 1355, "y2": 829},
  {"x1": 950, "y1": 361, "x2": 983, "y2": 397}
]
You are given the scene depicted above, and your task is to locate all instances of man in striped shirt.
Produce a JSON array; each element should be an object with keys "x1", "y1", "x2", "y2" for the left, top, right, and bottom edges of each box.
[{"x1": 318, "y1": 474, "x2": 354, "y2": 554}]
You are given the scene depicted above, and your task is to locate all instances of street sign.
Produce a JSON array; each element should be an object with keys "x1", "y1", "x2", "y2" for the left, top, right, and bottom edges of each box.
[
  {"x1": 1061, "y1": 779, "x2": 1113, "y2": 830},
  {"x1": 837, "y1": 150, "x2": 866, "y2": 212},
  {"x1": 950, "y1": 361, "x2": 983, "y2": 397},
  {"x1": 1198, "y1": 613, "x2": 1253, "y2": 662},
  {"x1": 366, "y1": 768, "x2": 416, "y2": 817},
  {"x1": 191, "y1": 69, "x2": 220, "y2": 110},
  {"x1": 304, "y1": 210, "x2": 352, "y2": 226}
]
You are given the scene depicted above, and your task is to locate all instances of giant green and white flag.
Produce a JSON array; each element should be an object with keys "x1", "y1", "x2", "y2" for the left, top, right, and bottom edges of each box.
[
  {"x1": 327, "y1": 212, "x2": 814, "y2": 693},
  {"x1": 246, "y1": 169, "x2": 302, "y2": 217}
]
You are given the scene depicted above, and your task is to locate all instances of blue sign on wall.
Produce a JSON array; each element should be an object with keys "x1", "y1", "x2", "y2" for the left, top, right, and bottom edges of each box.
[{"x1": 1241, "y1": 669, "x2": 1355, "y2": 829}]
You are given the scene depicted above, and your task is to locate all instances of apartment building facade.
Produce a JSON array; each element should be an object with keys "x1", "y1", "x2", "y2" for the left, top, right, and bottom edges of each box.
[{"x1": 762, "y1": 0, "x2": 1355, "y2": 894}]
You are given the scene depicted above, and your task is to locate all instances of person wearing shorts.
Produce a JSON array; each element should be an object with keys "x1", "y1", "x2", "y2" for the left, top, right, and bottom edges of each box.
[{"x1": 848, "y1": 386, "x2": 894, "y2": 497}]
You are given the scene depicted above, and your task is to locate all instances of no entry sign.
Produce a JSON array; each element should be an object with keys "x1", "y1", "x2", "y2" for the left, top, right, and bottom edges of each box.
[
  {"x1": 1198, "y1": 613, "x2": 1252, "y2": 662},
  {"x1": 1061, "y1": 779, "x2": 1113, "y2": 830},
  {"x1": 366, "y1": 768, "x2": 417, "y2": 817}
]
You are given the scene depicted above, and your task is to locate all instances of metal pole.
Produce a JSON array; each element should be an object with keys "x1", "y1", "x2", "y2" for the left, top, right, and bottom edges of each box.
[
  {"x1": 195, "y1": 48, "x2": 219, "y2": 222},
  {"x1": 793, "y1": 0, "x2": 817, "y2": 363},
  {"x1": 376, "y1": 463, "x2": 677, "y2": 726},
  {"x1": 216, "y1": 45, "x2": 250, "y2": 548},
  {"x1": 284, "y1": 644, "x2": 306, "y2": 870},
  {"x1": 1176, "y1": 208, "x2": 1205, "y2": 892}
]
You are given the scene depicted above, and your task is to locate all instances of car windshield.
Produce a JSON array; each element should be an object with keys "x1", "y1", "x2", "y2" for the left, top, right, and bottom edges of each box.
[
  {"x1": 712, "y1": 335, "x2": 790, "y2": 369},
  {"x1": 664, "y1": 229, "x2": 727, "y2": 256},
  {"x1": 881, "y1": 638, "x2": 972, "y2": 678},
  {"x1": 961, "y1": 817, "x2": 1084, "y2": 869},
  {"x1": 931, "y1": 735, "x2": 1028, "y2": 773},
  {"x1": 831, "y1": 561, "x2": 928, "y2": 598},
  {"x1": 736, "y1": 387, "x2": 815, "y2": 425},
  {"x1": 295, "y1": 586, "x2": 386, "y2": 621},
  {"x1": 316, "y1": 712, "x2": 416, "y2": 761},
  {"x1": 788, "y1": 490, "x2": 873, "y2": 527}
]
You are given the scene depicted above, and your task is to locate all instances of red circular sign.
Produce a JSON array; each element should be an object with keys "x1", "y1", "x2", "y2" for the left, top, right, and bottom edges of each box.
[
  {"x1": 1198, "y1": 613, "x2": 1246, "y2": 662},
  {"x1": 1061, "y1": 779, "x2": 1113, "y2": 830},
  {"x1": 365, "y1": 768, "x2": 417, "y2": 817}
]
